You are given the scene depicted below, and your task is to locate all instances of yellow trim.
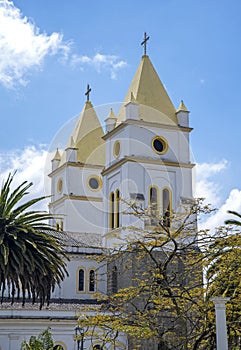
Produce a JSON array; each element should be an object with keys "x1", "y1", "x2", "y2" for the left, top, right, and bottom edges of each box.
[
  {"x1": 114, "y1": 189, "x2": 120, "y2": 228},
  {"x1": 87, "y1": 267, "x2": 97, "y2": 293},
  {"x1": 109, "y1": 192, "x2": 115, "y2": 229},
  {"x1": 148, "y1": 185, "x2": 160, "y2": 226},
  {"x1": 53, "y1": 341, "x2": 66, "y2": 350},
  {"x1": 49, "y1": 194, "x2": 103, "y2": 207},
  {"x1": 102, "y1": 156, "x2": 195, "y2": 176},
  {"x1": 57, "y1": 178, "x2": 63, "y2": 194},
  {"x1": 49, "y1": 162, "x2": 104, "y2": 178},
  {"x1": 90, "y1": 342, "x2": 105, "y2": 350},
  {"x1": 76, "y1": 266, "x2": 86, "y2": 294},
  {"x1": 148, "y1": 185, "x2": 160, "y2": 210},
  {"x1": 152, "y1": 136, "x2": 168, "y2": 155},
  {"x1": 102, "y1": 119, "x2": 193, "y2": 141},
  {"x1": 162, "y1": 186, "x2": 172, "y2": 227},
  {"x1": 113, "y1": 140, "x2": 120, "y2": 158},
  {"x1": 87, "y1": 175, "x2": 102, "y2": 192}
]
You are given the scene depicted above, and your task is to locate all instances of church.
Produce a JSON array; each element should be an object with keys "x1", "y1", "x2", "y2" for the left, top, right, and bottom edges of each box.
[{"x1": 0, "y1": 35, "x2": 194, "y2": 349}]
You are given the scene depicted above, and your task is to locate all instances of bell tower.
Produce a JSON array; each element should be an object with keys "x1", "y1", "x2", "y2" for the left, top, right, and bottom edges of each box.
[
  {"x1": 102, "y1": 35, "x2": 194, "y2": 247},
  {"x1": 49, "y1": 86, "x2": 105, "y2": 236}
]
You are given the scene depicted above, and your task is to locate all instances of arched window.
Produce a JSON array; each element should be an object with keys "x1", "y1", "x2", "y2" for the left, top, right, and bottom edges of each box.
[
  {"x1": 93, "y1": 345, "x2": 102, "y2": 350},
  {"x1": 78, "y1": 269, "x2": 85, "y2": 292},
  {"x1": 163, "y1": 188, "x2": 172, "y2": 228},
  {"x1": 53, "y1": 346, "x2": 64, "y2": 350},
  {"x1": 56, "y1": 222, "x2": 60, "y2": 231},
  {"x1": 110, "y1": 192, "x2": 115, "y2": 229},
  {"x1": 149, "y1": 186, "x2": 158, "y2": 226},
  {"x1": 112, "y1": 266, "x2": 118, "y2": 294},
  {"x1": 115, "y1": 189, "x2": 120, "y2": 228},
  {"x1": 89, "y1": 269, "x2": 95, "y2": 292}
]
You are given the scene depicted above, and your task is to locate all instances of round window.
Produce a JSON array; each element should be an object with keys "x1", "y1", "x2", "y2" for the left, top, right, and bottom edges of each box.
[
  {"x1": 113, "y1": 141, "x2": 120, "y2": 158},
  {"x1": 57, "y1": 178, "x2": 63, "y2": 194},
  {"x1": 88, "y1": 176, "x2": 102, "y2": 191},
  {"x1": 152, "y1": 136, "x2": 168, "y2": 155}
]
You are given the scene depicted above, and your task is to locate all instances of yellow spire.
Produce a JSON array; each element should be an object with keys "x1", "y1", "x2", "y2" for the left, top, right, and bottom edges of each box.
[
  {"x1": 63, "y1": 101, "x2": 105, "y2": 166},
  {"x1": 176, "y1": 100, "x2": 189, "y2": 113},
  {"x1": 53, "y1": 148, "x2": 61, "y2": 161},
  {"x1": 106, "y1": 108, "x2": 117, "y2": 120},
  {"x1": 118, "y1": 55, "x2": 177, "y2": 125}
]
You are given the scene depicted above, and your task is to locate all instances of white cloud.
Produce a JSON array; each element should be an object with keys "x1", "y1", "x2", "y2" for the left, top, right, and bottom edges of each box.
[
  {"x1": 199, "y1": 189, "x2": 241, "y2": 232},
  {"x1": 0, "y1": 0, "x2": 70, "y2": 88},
  {"x1": 0, "y1": 145, "x2": 49, "y2": 211},
  {"x1": 71, "y1": 53, "x2": 127, "y2": 79},
  {"x1": 194, "y1": 160, "x2": 228, "y2": 206},
  {"x1": 195, "y1": 160, "x2": 241, "y2": 232}
]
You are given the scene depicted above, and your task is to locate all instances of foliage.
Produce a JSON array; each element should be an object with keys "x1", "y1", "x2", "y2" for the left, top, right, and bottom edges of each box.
[
  {"x1": 225, "y1": 210, "x2": 241, "y2": 226},
  {"x1": 207, "y1": 216, "x2": 241, "y2": 349},
  {"x1": 20, "y1": 328, "x2": 61, "y2": 350},
  {"x1": 0, "y1": 173, "x2": 68, "y2": 308},
  {"x1": 78, "y1": 201, "x2": 241, "y2": 350}
]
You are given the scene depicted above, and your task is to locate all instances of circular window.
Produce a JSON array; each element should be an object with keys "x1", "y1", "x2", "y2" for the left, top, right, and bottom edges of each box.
[
  {"x1": 57, "y1": 178, "x2": 63, "y2": 194},
  {"x1": 88, "y1": 176, "x2": 102, "y2": 191},
  {"x1": 152, "y1": 136, "x2": 168, "y2": 155},
  {"x1": 113, "y1": 140, "x2": 120, "y2": 158}
]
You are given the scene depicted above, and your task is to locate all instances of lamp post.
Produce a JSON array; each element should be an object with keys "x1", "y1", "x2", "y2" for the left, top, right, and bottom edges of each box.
[{"x1": 74, "y1": 325, "x2": 84, "y2": 350}]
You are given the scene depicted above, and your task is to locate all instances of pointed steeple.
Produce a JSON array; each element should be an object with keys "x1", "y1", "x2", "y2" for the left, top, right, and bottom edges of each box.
[
  {"x1": 125, "y1": 91, "x2": 139, "y2": 120},
  {"x1": 53, "y1": 148, "x2": 61, "y2": 161},
  {"x1": 176, "y1": 100, "x2": 189, "y2": 113},
  {"x1": 176, "y1": 100, "x2": 190, "y2": 128},
  {"x1": 51, "y1": 148, "x2": 61, "y2": 171},
  {"x1": 63, "y1": 101, "x2": 105, "y2": 166},
  {"x1": 118, "y1": 55, "x2": 177, "y2": 125},
  {"x1": 105, "y1": 108, "x2": 117, "y2": 132}
]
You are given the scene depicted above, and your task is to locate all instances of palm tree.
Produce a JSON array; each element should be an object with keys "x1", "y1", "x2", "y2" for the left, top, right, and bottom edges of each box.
[
  {"x1": 225, "y1": 210, "x2": 241, "y2": 226},
  {"x1": 0, "y1": 173, "x2": 68, "y2": 308}
]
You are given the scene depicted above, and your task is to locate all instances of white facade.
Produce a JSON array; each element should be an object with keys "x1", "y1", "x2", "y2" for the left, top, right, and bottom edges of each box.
[{"x1": 0, "y1": 54, "x2": 194, "y2": 349}]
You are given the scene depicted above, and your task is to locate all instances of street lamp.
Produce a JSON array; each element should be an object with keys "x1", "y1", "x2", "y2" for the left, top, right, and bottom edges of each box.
[{"x1": 74, "y1": 325, "x2": 85, "y2": 350}]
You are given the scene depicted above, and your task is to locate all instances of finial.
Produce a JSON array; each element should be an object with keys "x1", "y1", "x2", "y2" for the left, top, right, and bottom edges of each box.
[
  {"x1": 141, "y1": 32, "x2": 150, "y2": 56},
  {"x1": 130, "y1": 92, "x2": 136, "y2": 103},
  {"x1": 53, "y1": 148, "x2": 61, "y2": 161},
  {"x1": 176, "y1": 100, "x2": 189, "y2": 113},
  {"x1": 85, "y1": 83, "x2": 91, "y2": 102}
]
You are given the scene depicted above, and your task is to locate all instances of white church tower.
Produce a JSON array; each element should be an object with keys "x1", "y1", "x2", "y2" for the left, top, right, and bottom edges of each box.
[
  {"x1": 49, "y1": 87, "x2": 105, "y2": 238},
  {"x1": 49, "y1": 35, "x2": 194, "y2": 248},
  {"x1": 102, "y1": 42, "x2": 194, "y2": 247}
]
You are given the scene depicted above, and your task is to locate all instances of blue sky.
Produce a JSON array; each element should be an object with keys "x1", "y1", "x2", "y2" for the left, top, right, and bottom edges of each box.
[{"x1": 0, "y1": 0, "x2": 241, "y2": 228}]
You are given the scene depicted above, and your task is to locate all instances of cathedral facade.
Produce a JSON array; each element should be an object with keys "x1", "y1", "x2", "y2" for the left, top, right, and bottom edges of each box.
[{"x1": 0, "y1": 45, "x2": 194, "y2": 350}]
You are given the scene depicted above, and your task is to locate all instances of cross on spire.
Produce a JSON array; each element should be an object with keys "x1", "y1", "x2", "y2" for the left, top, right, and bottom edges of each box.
[
  {"x1": 85, "y1": 84, "x2": 91, "y2": 102},
  {"x1": 141, "y1": 32, "x2": 150, "y2": 56}
]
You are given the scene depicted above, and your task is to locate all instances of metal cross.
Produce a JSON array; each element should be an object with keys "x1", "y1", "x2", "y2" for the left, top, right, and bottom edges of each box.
[
  {"x1": 141, "y1": 32, "x2": 150, "y2": 56},
  {"x1": 85, "y1": 84, "x2": 91, "y2": 102}
]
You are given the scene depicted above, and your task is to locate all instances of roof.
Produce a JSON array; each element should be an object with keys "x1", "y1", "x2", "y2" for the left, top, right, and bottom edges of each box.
[
  {"x1": 176, "y1": 100, "x2": 189, "y2": 113},
  {"x1": 117, "y1": 55, "x2": 177, "y2": 125},
  {"x1": 52, "y1": 148, "x2": 61, "y2": 161},
  {"x1": 61, "y1": 101, "x2": 105, "y2": 166},
  {"x1": 52, "y1": 230, "x2": 103, "y2": 252}
]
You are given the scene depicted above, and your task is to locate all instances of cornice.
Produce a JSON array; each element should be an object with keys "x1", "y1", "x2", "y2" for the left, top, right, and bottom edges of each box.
[
  {"x1": 102, "y1": 156, "x2": 195, "y2": 176},
  {"x1": 102, "y1": 119, "x2": 193, "y2": 140}
]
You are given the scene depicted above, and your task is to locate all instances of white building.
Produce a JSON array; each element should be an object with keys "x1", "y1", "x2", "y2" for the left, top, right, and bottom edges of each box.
[{"x1": 0, "y1": 46, "x2": 194, "y2": 350}]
